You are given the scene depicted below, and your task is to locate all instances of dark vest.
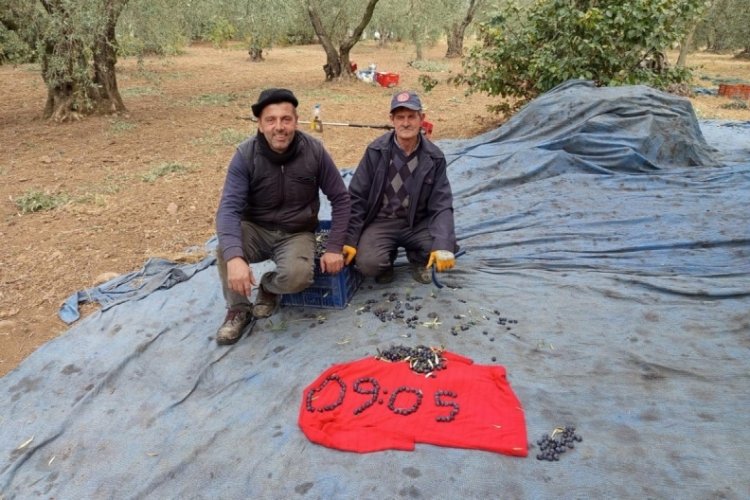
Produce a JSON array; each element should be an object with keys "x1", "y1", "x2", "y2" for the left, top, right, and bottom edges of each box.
[{"x1": 235, "y1": 132, "x2": 323, "y2": 233}]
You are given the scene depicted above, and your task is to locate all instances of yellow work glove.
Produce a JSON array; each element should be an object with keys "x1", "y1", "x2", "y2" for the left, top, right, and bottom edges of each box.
[
  {"x1": 427, "y1": 250, "x2": 456, "y2": 272},
  {"x1": 342, "y1": 245, "x2": 357, "y2": 265}
]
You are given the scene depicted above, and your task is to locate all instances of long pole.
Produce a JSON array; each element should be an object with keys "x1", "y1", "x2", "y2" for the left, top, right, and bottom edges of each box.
[{"x1": 239, "y1": 115, "x2": 392, "y2": 130}]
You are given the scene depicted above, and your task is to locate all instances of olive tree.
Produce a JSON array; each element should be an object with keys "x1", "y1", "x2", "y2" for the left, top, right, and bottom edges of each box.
[
  {"x1": 306, "y1": 0, "x2": 380, "y2": 80},
  {"x1": 0, "y1": 1, "x2": 44, "y2": 64},
  {"x1": 694, "y1": 0, "x2": 750, "y2": 56},
  {"x1": 444, "y1": 0, "x2": 484, "y2": 58},
  {"x1": 38, "y1": 0, "x2": 129, "y2": 121},
  {"x1": 225, "y1": 0, "x2": 304, "y2": 61},
  {"x1": 117, "y1": 0, "x2": 187, "y2": 57},
  {"x1": 457, "y1": 0, "x2": 707, "y2": 115},
  {"x1": 370, "y1": 0, "x2": 453, "y2": 61}
]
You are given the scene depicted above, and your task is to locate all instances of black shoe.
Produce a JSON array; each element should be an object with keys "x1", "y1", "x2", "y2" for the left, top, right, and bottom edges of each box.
[
  {"x1": 216, "y1": 309, "x2": 252, "y2": 345},
  {"x1": 411, "y1": 264, "x2": 432, "y2": 285},
  {"x1": 252, "y1": 285, "x2": 279, "y2": 319},
  {"x1": 375, "y1": 267, "x2": 395, "y2": 284}
]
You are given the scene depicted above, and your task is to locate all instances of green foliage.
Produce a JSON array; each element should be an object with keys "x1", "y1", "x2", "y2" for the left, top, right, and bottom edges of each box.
[
  {"x1": 120, "y1": 86, "x2": 161, "y2": 97},
  {"x1": 217, "y1": 128, "x2": 247, "y2": 145},
  {"x1": 118, "y1": 0, "x2": 187, "y2": 57},
  {"x1": 418, "y1": 74, "x2": 439, "y2": 93},
  {"x1": 180, "y1": 0, "x2": 306, "y2": 51},
  {"x1": 720, "y1": 98, "x2": 749, "y2": 110},
  {"x1": 141, "y1": 162, "x2": 192, "y2": 183},
  {"x1": 0, "y1": 1, "x2": 44, "y2": 64},
  {"x1": 409, "y1": 59, "x2": 449, "y2": 72},
  {"x1": 0, "y1": 24, "x2": 33, "y2": 63},
  {"x1": 38, "y1": 2, "x2": 99, "y2": 107},
  {"x1": 695, "y1": 0, "x2": 750, "y2": 53},
  {"x1": 458, "y1": 0, "x2": 707, "y2": 115},
  {"x1": 109, "y1": 119, "x2": 136, "y2": 133},
  {"x1": 190, "y1": 92, "x2": 242, "y2": 106},
  {"x1": 117, "y1": 4, "x2": 188, "y2": 56},
  {"x1": 15, "y1": 189, "x2": 69, "y2": 214},
  {"x1": 208, "y1": 17, "x2": 237, "y2": 48},
  {"x1": 192, "y1": 128, "x2": 249, "y2": 149}
]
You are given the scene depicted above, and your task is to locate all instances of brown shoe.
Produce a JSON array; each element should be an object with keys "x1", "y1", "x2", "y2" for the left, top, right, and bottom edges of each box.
[
  {"x1": 216, "y1": 309, "x2": 252, "y2": 345},
  {"x1": 375, "y1": 267, "x2": 395, "y2": 284},
  {"x1": 252, "y1": 285, "x2": 279, "y2": 319},
  {"x1": 411, "y1": 264, "x2": 432, "y2": 285}
]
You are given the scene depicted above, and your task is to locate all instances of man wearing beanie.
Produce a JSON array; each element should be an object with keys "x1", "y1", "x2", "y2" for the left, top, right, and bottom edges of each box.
[
  {"x1": 344, "y1": 90, "x2": 457, "y2": 285},
  {"x1": 214, "y1": 88, "x2": 351, "y2": 345}
]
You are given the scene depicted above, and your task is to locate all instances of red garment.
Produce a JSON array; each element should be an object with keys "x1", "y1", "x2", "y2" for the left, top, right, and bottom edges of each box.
[{"x1": 298, "y1": 351, "x2": 527, "y2": 456}]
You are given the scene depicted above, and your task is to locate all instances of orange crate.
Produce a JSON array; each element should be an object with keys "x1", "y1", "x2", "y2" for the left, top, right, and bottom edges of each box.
[{"x1": 718, "y1": 83, "x2": 750, "y2": 100}]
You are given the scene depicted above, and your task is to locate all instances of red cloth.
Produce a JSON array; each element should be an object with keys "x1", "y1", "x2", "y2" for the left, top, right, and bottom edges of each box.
[{"x1": 298, "y1": 351, "x2": 527, "y2": 456}]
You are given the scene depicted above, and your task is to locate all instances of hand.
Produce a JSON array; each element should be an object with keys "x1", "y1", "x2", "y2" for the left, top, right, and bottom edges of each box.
[
  {"x1": 427, "y1": 250, "x2": 456, "y2": 272},
  {"x1": 320, "y1": 251, "x2": 344, "y2": 274},
  {"x1": 227, "y1": 257, "x2": 255, "y2": 296},
  {"x1": 342, "y1": 245, "x2": 357, "y2": 266}
]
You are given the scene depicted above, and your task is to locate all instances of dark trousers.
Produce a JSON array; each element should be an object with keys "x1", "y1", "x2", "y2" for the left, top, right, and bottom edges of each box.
[
  {"x1": 217, "y1": 220, "x2": 315, "y2": 309},
  {"x1": 355, "y1": 217, "x2": 433, "y2": 277}
]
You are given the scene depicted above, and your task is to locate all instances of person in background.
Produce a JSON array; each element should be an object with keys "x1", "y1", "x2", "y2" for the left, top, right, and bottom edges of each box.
[
  {"x1": 214, "y1": 88, "x2": 352, "y2": 345},
  {"x1": 343, "y1": 90, "x2": 457, "y2": 285}
]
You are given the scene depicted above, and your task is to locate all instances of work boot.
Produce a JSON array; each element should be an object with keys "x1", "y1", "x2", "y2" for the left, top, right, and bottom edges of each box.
[
  {"x1": 253, "y1": 285, "x2": 279, "y2": 319},
  {"x1": 216, "y1": 309, "x2": 252, "y2": 345},
  {"x1": 375, "y1": 267, "x2": 395, "y2": 284},
  {"x1": 411, "y1": 264, "x2": 432, "y2": 285}
]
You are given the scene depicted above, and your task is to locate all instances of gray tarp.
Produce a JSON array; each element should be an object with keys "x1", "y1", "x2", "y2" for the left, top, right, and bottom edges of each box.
[{"x1": 2, "y1": 81, "x2": 749, "y2": 499}]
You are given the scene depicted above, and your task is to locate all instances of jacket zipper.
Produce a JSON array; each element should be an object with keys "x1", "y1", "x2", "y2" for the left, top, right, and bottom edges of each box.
[{"x1": 276, "y1": 164, "x2": 285, "y2": 226}]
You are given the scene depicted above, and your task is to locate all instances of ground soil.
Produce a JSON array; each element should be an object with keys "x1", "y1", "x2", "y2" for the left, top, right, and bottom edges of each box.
[{"x1": 1, "y1": 41, "x2": 749, "y2": 377}]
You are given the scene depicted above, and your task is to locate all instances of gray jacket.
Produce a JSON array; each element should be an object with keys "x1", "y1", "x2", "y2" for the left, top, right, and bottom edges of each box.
[{"x1": 346, "y1": 132, "x2": 457, "y2": 252}]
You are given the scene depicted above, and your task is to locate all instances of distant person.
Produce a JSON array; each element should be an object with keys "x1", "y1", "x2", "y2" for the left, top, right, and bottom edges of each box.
[
  {"x1": 214, "y1": 88, "x2": 352, "y2": 345},
  {"x1": 344, "y1": 90, "x2": 457, "y2": 285}
]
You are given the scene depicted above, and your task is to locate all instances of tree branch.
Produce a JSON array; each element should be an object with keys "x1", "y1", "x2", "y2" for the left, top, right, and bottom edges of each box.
[{"x1": 340, "y1": 0, "x2": 380, "y2": 52}]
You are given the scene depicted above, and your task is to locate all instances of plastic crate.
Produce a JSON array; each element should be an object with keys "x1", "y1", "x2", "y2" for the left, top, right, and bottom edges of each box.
[
  {"x1": 718, "y1": 83, "x2": 750, "y2": 100},
  {"x1": 375, "y1": 71, "x2": 400, "y2": 88},
  {"x1": 280, "y1": 222, "x2": 364, "y2": 309}
]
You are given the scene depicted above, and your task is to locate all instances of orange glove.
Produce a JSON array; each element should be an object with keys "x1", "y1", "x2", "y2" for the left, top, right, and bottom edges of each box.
[
  {"x1": 342, "y1": 245, "x2": 357, "y2": 266},
  {"x1": 427, "y1": 250, "x2": 455, "y2": 272}
]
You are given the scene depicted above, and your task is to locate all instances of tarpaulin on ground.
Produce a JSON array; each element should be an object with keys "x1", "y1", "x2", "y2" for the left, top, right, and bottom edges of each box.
[{"x1": 2, "y1": 80, "x2": 749, "y2": 499}]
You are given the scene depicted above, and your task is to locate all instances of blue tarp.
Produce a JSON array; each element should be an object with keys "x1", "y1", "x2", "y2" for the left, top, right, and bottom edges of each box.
[{"x1": 2, "y1": 81, "x2": 749, "y2": 499}]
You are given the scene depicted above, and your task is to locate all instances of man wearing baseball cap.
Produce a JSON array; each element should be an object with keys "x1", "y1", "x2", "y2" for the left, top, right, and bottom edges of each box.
[
  {"x1": 214, "y1": 88, "x2": 351, "y2": 345},
  {"x1": 343, "y1": 90, "x2": 457, "y2": 285}
]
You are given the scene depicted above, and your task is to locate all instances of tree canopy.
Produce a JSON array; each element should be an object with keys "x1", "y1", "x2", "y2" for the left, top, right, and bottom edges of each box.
[
  {"x1": 694, "y1": 0, "x2": 750, "y2": 56},
  {"x1": 457, "y1": 0, "x2": 708, "y2": 115}
]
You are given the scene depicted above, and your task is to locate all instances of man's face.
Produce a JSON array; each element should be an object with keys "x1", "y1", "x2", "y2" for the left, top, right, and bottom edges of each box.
[
  {"x1": 390, "y1": 107, "x2": 423, "y2": 143},
  {"x1": 258, "y1": 102, "x2": 298, "y2": 153}
]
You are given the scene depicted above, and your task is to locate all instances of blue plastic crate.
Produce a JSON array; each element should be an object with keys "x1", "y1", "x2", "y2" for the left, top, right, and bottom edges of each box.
[
  {"x1": 280, "y1": 221, "x2": 363, "y2": 309},
  {"x1": 281, "y1": 263, "x2": 363, "y2": 309}
]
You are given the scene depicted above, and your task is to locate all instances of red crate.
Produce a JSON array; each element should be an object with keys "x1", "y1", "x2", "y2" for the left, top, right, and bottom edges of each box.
[
  {"x1": 718, "y1": 84, "x2": 750, "y2": 100},
  {"x1": 375, "y1": 72, "x2": 400, "y2": 88}
]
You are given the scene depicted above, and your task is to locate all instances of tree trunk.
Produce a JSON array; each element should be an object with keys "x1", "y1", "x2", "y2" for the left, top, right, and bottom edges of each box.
[
  {"x1": 91, "y1": 0, "x2": 127, "y2": 114},
  {"x1": 445, "y1": 0, "x2": 480, "y2": 58},
  {"x1": 677, "y1": 21, "x2": 698, "y2": 68},
  {"x1": 307, "y1": 0, "x2": 379, "y2": 80},
  {"x1": 39, "y1": 0, "x2": 127, "y2": 121},
  {"x1": 412, "y1": 27, "x2": 424, "y2": 61},
  {"x1": 249, "y1": 46, "x2": 264, "y2": 61},
  {"x1": 445, "y1": 26, "x2": 463, "y2": 58},
  {"x1": 409, "y1": 0, "x2": 423, "y2": 61}
]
